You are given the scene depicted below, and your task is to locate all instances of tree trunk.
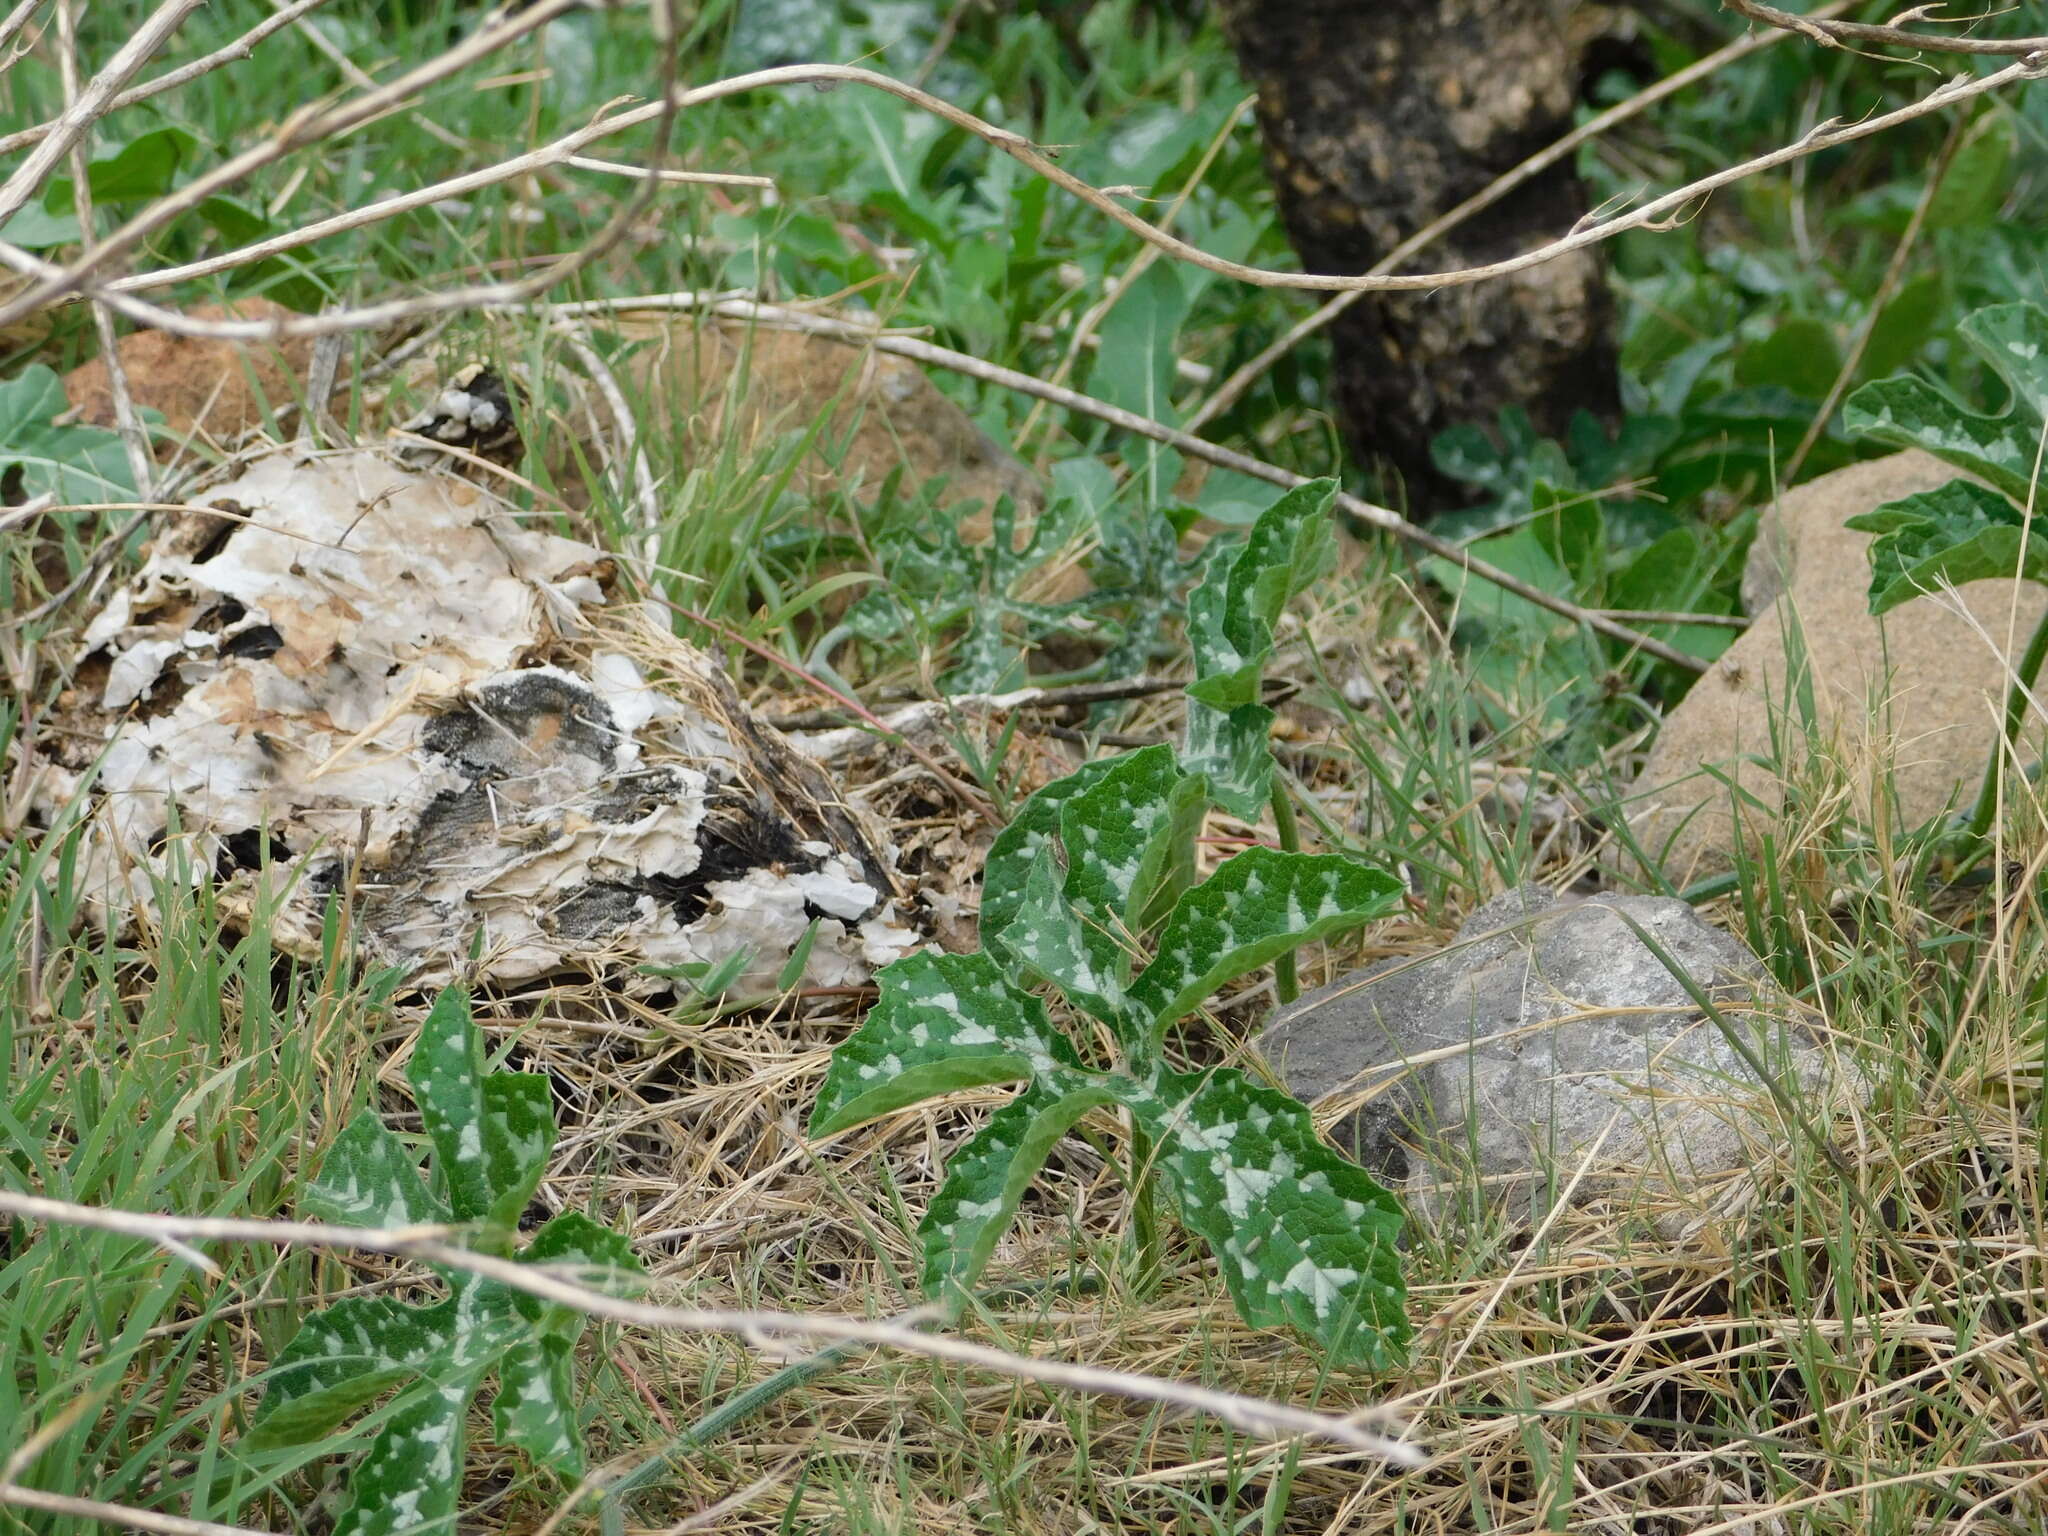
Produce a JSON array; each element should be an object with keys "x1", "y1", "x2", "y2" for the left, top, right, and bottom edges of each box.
[{"x1": 1218, "y1": 0, "x2": 1618, "y2": 515}]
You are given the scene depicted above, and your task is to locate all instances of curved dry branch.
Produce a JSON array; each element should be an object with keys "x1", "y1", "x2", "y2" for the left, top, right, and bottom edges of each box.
[
  {"x1": 0, "y1": 1188, "x2": 1423, "y2": 1464},
  {"x1": 1725, "y1": 0, "x2": 2048, "y2": 55}
]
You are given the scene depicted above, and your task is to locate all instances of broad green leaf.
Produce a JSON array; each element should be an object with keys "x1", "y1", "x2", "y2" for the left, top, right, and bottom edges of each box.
[
  {"x1": 1184, "y1": 480, "x2": 1338, "y2": 711},
  {"x1": 919, "y1": 1072, "x2": 1118, "y2": 1299},
  {"x1": 1180, "y1": 697, "x2": 1277, "y2": 821},
  {"x1": 44, "y1": 127, "x2": 194, "y2": 208},
  {"x1": 1058, "y1": 744, "x2": 1206, "y2": 941},
  {"x1": 1134, "y1": 1066, "x2": 1408, "y2": 1368},
  {"x1": 332, "y1": 1379, "x2": 474, "y2": 1536},
  {"x1": 1861, "y1": 271, "x2": 1943, "y2": 381},
  {"x1": 1957, "y1": 302, "x2": 2048, "y2": 428},
  {"x1": 1093, "y1": 264, "x2": 1191, "y2": 506},
  {"x1": 808, "y1": 950, "x2": 1084, "y2": 1136},
  {"x1": 1843, "y1": 376, "x2": 2037, "y2": 504},
  {"x1": 1003, "y1": 845, "x2": 1131, "y2": 1026},
  {"x1": 479, "y1": 1072, "x2": 555, "y2": 1233},
  {"x1": 1128, "y1": 849, "x2": 1405, "y2": 1032},
  {"x1": 1844, "y1": 479, "x2": 2048, "y2": 614},
  {"x1": 0, "y1": 365, "x2": 139, "y2": 501},
  {"x1": 981, "y1": 756, "x2": 1123, "y2": 951},
  {"x1": 249, "y1": 1293, "x2": 520, "y2": 1448},
  {"x1": 513, "y1": 1210, "x2": 645, "y2": 1325},
  {"x1": 407, "y1": 989, "x2": 493, "y2": 1224},
  {"x1": 1733, "y1": 316, "x2": 1841, "y2": 400},
  {"x1": 493, "y1": 1334, "x2": 582, "y2": 1475},
  {"x1": 305, "y1": 1110, "x2": 449, "y2": 1231}
]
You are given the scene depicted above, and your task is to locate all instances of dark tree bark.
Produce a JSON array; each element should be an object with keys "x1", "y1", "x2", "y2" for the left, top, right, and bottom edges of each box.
[{"x1": 1217, "y1": 0, "x2": 1618, "y2": 515}]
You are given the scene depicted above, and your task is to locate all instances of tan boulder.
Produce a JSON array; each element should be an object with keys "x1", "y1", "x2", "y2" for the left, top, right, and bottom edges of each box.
[{"x1": 1623, "y1": 450, "x2": 2048, "y2": 884}]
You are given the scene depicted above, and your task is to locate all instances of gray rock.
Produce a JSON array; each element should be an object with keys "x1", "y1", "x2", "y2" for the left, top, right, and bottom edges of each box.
[{"x1": 1255, "y1": 887, "x2": 1859, "y2": 1226}]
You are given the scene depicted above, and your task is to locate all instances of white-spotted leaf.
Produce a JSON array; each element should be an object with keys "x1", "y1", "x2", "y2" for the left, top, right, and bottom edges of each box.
[
  {"x1": 981, "y1": 755, "x2": 1122, "y2": 954},
  {"x1": 332, "y1": 1379, "x2": 475, "y2": 1536},
  {"x1": 1136, "y1": 1066, "x2": 1408, "y2": 1368},
  {"x1": 1181, "y1": 697, "x2": 1277, "y2": 821},
  {"x1": 408, "y1": 988, "x2": 494, "y2": 1224},
  {"x1": 493, "y1": 1334, "x2": 582, "y2": 1475},
  {"x1": 305, "y1": 1110, "x2": 449, "y2": 1231},
  {"x1": 919, "y1": 1071, "x2": 1118, "y2": 1299},
  {"x1": 808, "y1": 950, "x2": 1084, "y2": 1136},
  {"x1": 1002, "y1": 845, "x2": 1133, "y2": 1027},
  {"x1": 1845, "y1": 479, "x2": 2048, "y2": 613},
  {"x1": 1957, "y1": 302, "x2": 2048, "y2": 427},
  {"x1": 1129, "y1": 848, "x2": 1405, "y2": 1033},
  {"x1": 480, "y1": 1072, "x2": 556, "y2": 1233},
  {"x1": 506, "y1": 1210, "x2": 644, "y2": 1325},
  {"x1": 1058, "y1": 742, "x2": 1207, "y2": 943},
  {"x1": 1844, "y1": 376, "x2": 2036, "y2": 504}
]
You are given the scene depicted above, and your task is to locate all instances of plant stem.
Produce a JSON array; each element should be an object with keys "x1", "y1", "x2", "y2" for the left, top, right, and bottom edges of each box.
[
  {"x1": 1270, "y1": 775, "x2": 1301, "y2": 1007},
  {"x1": 1961, "y1": 602, "x2": 2048, "y2": 857}
]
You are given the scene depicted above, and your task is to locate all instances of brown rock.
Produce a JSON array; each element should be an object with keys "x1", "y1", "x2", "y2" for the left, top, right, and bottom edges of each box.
[
  {"x1": 1624, "y1": 451, "x2": 2048, "y2": 883},
  {"x1": 63, "y1": 299, "x2": 313, "y2": 448}
]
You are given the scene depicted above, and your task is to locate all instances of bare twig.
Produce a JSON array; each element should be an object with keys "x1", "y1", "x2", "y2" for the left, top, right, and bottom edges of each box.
[
  {"x1": 7, "y1": 50, "x2": 2043, "y2": 345},
  {"x1": 642, "y1": 294, "x2": 1716, "y2": 672},
  {"x1": 1781, "y1": 106, "x2": 1971, "y2": 484},
  {"x1": 0, "y1": 0, "x2": 329, "y2": 157},
  {"x1": 0, "y1": 0, "x2": 206, "y2": 226},
  {"x1": 0, "y1": 1189, "x2": 1424, "y2": 1463},
  {"x1": 0, "y1": 1485, "x2": 277, "y2": 1536},
  {"x1": 1725, "y1": 0, "x2": 2048, "y2": 55}
]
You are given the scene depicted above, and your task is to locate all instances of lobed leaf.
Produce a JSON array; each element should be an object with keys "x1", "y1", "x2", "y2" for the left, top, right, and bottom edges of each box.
[
  {"x1": 980, "y1": 755, "x2": 1122, "y2": 953},
  {"x1": 1002, "y1": 845, "x2": 1132, "y2": 1027},
  {"x1": 493, "y1": 1334, "x2": 583, "y2": 1475},
  {"x1": 1134, "y1": 1066, "x2": 1408, "y2": 1369},
  {"x1": 331, "y1": 1379, "x2": 475, "y2": 1536},
  {"x1": 1844, "y1": 479, "x2": 2048, "y2": 614},
  {"x1": 1843, "y1": 376, "x2": 2037, "y2": 504},
  {"x1": 249, "y1": 1293, "x2": 522, "y2": 1449},
  {"x1": 1128, "y1": 848, "x2": 1405, "y2": 1033},
  {"x1": 407, "y1": 988, "x2": 493, "y2": 1224},
  {"x1": 918, "y1": 1071, "x2": 1119, "y2": 1300},
  {"x1": 1956, "y1": 301, "x2": 2048, "y2": 426},
  {"x1": 305, "y1": 1110, "x2": 449, "y2": 1231},
  {"x1": 808, "y1": 950, "x2": 1085, "y2": 1136},
  {"x1": 508, "y1": 1210, "x2": 646, "y2": 1326}
]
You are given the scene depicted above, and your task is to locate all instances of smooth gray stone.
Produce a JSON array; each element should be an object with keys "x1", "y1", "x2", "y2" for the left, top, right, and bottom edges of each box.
[{"x1": 1255, "y1": 887, "x2": 1856, "y2": 1225}]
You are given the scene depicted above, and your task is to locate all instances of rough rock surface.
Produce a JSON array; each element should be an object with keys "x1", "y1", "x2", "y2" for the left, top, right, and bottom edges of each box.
[
  {"x1": 1625, "y1": 450, "x2": 2048, "y2": 883},
  {"x1": 1255, "y1": 887, "x2": 1858, "y2": 1226},
  {"x1": 30, "y1": 446, "x2": 918, "y2": 989}
]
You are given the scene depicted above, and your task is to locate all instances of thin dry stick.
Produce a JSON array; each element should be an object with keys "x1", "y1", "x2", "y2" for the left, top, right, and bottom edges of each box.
[
  {"x1": 0, "y1": 0, "x2": 205, "y2": 226},
  {"x1": 0, "y1": 1189, "x2": 1423, "y2": 1462},
  {"x1": 0, "y1": 0, "x2": 330, "y2": 156},
  {"x1": 0, "y1": 1485, "x2": 277, "y2": 1536},
  {"x1": 651, "y1": 294, "x2": 1714, "y2": 671},
  {"x1": 0, "y1": 0, "x2": 45, "y2": 64},
  {"x1": 1184, "y1": 6, "x2": 1851, "y2": 432},
  {"x1": 10, "y1": 50, "x2": 2044, "y2": 344},
  {"x1": 1780, "y1": 108, "x2": 1971, "y2": 485},
  {"x1": 1725, "y1": 0, "x2": 2048, "y2": 55}
]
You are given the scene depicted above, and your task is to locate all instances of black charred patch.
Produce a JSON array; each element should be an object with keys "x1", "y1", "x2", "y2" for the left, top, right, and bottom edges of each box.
[{"x1": 421, "y1": 671, "x2": 621, "y2": 775}]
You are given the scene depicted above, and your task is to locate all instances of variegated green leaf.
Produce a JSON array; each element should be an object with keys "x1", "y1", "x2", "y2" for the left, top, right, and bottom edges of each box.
[
  {"x1": 1843, "y1": 376, "x2": 2036, "y2": 504},
  {"x1": 808, "y1": 950, "x2": 1084, "y2": 1136},
  {"x1": 1180, "y1": 697, "x2": 1276, "y2": 821},
  {"x1": 332, "y1": 1379, "x2": 475, "y2": 1536},
  {"x1": 479, "y1": 1072, "x2": 556, "y2": 1233},
  {"x1": 1129, "y1": 849, "x2": 1405, "y2": 1033},
  {"x1": 981, "y1": 755, "x2": 1122, "y2": 954},
  {"x1": 1002, "y1": 845, "x2": 1132, "y2": 1027},
  {"x1": 493, "y1": 1334, "x2": 582, "y2": 1475},
  {"x1": 1958, "y1": 302, "x2": 2048, "y2": 426},
  {"x1": 919, "y1": 1072, "x2": 1119, "y2": 1300},
  {"x1": 1844, "y1": 479, "x2": 2048, "y2": 614},
  {"x1": 249, "y1": 1292, "x2": 522, "y2": 1449},
  {"x1": 1058, "y1": 743, "x2": 1207, "y2": 943},
  {"x1": 407, "y1": 989, "x2": 494, "y2": 1224},
  {"x1": 508, "y1": 1210, "x2": 645, "y2": 1326},
  {"x1": 305, "y1": 1110, "x2": 449, "y2": 1231},
  {"x1": 1135, "y1": 1066, "x2": 1408, "y2": 1369},
  {"x1": 1184, "y1": 479, "x2": 1339, "y2": 710}
]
